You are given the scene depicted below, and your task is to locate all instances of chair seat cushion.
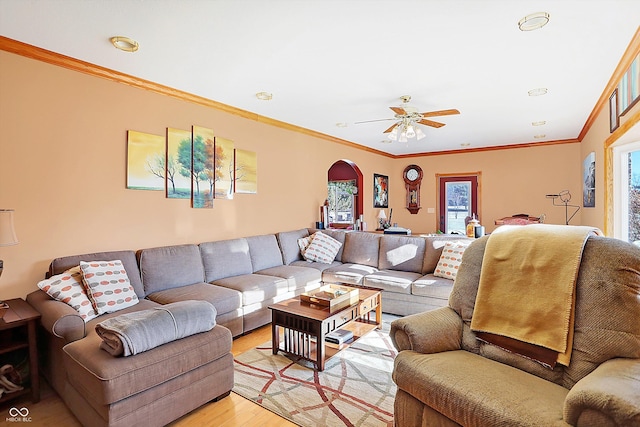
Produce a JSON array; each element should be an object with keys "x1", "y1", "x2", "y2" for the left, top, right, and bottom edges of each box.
[
  {"x1": 63, "y1": 322, "x2": 232, "y2": 406},
  {"x1": 393, "y1": 350, "x2": 569, "y2": 426}
]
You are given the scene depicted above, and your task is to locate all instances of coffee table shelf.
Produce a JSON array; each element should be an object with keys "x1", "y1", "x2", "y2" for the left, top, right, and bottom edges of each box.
[{"x1": 269, "y1": 285, "x2": 381, "y2": 371}]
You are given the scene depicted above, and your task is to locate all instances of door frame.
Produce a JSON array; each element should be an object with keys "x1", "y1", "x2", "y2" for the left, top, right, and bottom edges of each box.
[{"x1": 436, "y1": 172, "x2": 481, "y2": 233}]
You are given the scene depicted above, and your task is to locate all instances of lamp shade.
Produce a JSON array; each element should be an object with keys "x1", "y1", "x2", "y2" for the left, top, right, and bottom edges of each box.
[
  {"x1": 377, "y1": 210, "x2": 387, "y2": 219},
  {"x1": 0, "y1": 209, "x2": 18, "y2": 246}
]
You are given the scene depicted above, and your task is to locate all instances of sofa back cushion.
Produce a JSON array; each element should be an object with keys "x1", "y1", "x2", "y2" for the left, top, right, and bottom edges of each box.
[
  {"x1": 276, "y1": 229, "x2": 310, "y2": 265},
  {"x1": 138, "y1": 244, "x2": 205, "y2": 294},
  {"x1": 449, "y1": 235, "x2": 640, "y2": 389},
  {"x1": 49, "y1": 250, "x2": 145, "y2": 298},
  {"x1": 341, "y1": 232, "x2": 381, "y2": 267},
  {"x1": 246, "y1": 234, "x2": 283, "y2": 271},
  {"x1": 422, "y1": 235, "x2": 472, "y2": 274},
  {"x1": 200, "y1": 238, "x2": 253, "y2": 282},
  {"x1": 378, "y1": 235, "x2": 426, "y2": 273}
]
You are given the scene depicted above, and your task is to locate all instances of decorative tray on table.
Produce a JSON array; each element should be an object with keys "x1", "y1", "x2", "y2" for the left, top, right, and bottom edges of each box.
[{"x1": 300, "y1": 284, "x2": 359, "y2": 312}]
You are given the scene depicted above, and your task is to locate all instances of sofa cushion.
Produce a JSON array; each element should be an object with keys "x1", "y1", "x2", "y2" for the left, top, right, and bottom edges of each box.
[
  {"x1": 49, "y1": 250, "x2": 145, "y2": 298},
  {"x1": 378, "y1": 235, "x2": 427, "y2": 273},
  {"x1": 200, "y1": 238, "x2": 253, "y2": 282},
  {"x1": 313, "y1": 229, "x2": 347, "y2": 262},
  {"x1": 276, "y1": 229, "x2": 310, "y2": 265},
  {"x1": 246, "y1": 234, "x2": 284, "y2": 271},
  {"x1": 80, "y1": 260, "x2": 140, "y2": 314},
  {"x1": 290, "y1": 259, "x2": 342, "y2": 272},
  {"x1": 412, "y1": 274, "x2": 455, "y2": 300},
  {"x1": 393, "y1": 350, "x2": 568, "y2": 426},
  {"x1": 37, "y1": 266, "x2": 99, "y2": 322},
  {"x1": 146, "y1": 282, "x2": 242, "y2": 317},
  {"x1": 422, "y1": 235, "x2": 472, "y2": 274},
  {"x1": 138, "y1": 245, "x2": 205, "y2": 294},
  {"x1": 212, "y1": 274, "x2": 289, "y2": 306},
  {"x1": 256, "y1": 265, "x2": 322, "y2": 292},
  {"x1": 322, "y1": 263, "x2": 378, "y2": 285},
  {"x1": 341, "y1": 232, "x2": 381, "y2": 267},
  {"x1": 363, "y1": 270, "x2": 422, "y2": 294},
  {"x1": 63, "y1": 321, "x2": 232, "y2": 406},
  {"x1": 302, "y1": 231, "x2": 343, "y2": 264}
]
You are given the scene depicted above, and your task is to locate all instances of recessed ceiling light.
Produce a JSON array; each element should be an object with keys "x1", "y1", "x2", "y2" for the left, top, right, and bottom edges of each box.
[
  {"x1": 460, "y1": 143, "x2": 471, "y2": 147},
  {"x1": 110, "y1": 36, "x2": 139, "y2": 52},
  {"x1": 255, "y1": 92, "x2": 273, "y2": 101},
  {"x1": 534, "y1": 134, "x2": 546, "y2": 139},
  {"x1": 518, "y1": 12, "x2": 550, "y2": 31},
  {"x1": 380, "y1": 140, "x2": 392, "y2": 144},
  {"x1": 336, "y1": 122, "x2": 348, "y2": 128},
  {"x1": 528, "y1": 88, "x2": 548, "y2": 96},
  {"x1": 532, "y1": 121, "x2": 546, "y2": 126}
]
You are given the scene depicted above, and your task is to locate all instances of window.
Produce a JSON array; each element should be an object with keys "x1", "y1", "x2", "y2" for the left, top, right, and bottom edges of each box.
[
  {"x1": 613, "y1": 140, "x2": 640, "y2": 244},
  {"x1": 327, "y1": 180, "x2": 356, "y2": 225},
  {"x1": 437, "y1": 174, "x2": 480, "y2": 234}
]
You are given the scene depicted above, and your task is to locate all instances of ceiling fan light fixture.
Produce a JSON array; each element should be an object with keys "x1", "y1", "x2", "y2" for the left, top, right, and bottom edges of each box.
[
  {"x1": 405, "y1": 125, "x2": 416, "y2": 139},
  {"x1": 518, "y1": 12, "x2": 550, "y2": 31},
  {"x1": 110, "y1": 36, "x2": 139, "y2": 52},
  {"x1": 415, "y1": 127, "x2": 426, "y2": 140},
  {"x1": 388, "y1": 129, "x2": 398, "y2": 141},
  {"x1": 399, "y1": 132, "x2": 408, "y2": 143}
]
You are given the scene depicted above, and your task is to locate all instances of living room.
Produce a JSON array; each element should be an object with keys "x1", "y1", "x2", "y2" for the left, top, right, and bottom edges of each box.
[{"x1": 0, "y1": 1, "x2": 639, "y2": 426}]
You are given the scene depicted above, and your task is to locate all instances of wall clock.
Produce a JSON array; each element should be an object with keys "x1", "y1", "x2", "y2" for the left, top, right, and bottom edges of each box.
[{"x1": 403, "y1": 164, "x2": 423, "y2": 214}]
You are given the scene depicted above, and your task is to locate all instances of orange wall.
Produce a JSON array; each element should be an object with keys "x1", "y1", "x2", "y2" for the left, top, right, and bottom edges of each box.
[{"x1": 0, "y1": 50, "x2": 590, "y2": 299}]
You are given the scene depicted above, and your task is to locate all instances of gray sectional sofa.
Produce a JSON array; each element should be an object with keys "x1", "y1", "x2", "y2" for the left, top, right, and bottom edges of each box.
[{"x1": 26, "y1": 228, "x2": 469, "y2": 426}]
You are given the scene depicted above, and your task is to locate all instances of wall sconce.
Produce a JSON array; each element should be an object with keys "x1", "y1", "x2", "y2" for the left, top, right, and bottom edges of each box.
[
  {"x1": 545, "y1": 191, "x2": 580, "y2": 225},
  {"x1": 0, "y1": 209, "x2": 19, "y2": 315}
]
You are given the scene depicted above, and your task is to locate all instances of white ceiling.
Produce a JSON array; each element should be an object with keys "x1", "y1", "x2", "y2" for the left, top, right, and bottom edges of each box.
[{"x1": 1, "y1": 0, "x2": 639, "y2": 156}]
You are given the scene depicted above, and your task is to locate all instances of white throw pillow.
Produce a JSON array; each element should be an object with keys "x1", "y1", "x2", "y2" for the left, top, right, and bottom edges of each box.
[
  {"x1": 297, "y1": 235, "x2": 314, "y2": 255},
  {"x1": 302, "y1": 231, "x2": 342, "y2": 264},
  {"x1": 80, "y1": 260, "x2": 139, "y2": 314},
  {"x1": 433, "y1": 241, "x2": 471, "y2": 280},
  {"x1": 37, "y1": 266, "x2": 99, "y2": 322}
]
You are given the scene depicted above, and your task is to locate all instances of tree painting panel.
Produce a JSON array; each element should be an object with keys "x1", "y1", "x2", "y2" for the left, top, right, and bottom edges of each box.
[
  {"x1": 234, "y1": 149, "x2": 257, "y2": 194},
  {"x1": 191, "y1": 126, "x2": 215, "y2": 208},
  {"x1": 215, "y1": 137, "x2": 235, "y2": 199},
  {"x1": 166, "y1": 128, "x2": 192, "y2": 199},
  {"x1": 582, "y1": 151, "x2": 595, "y2": 208},
  {"x1": 126, "y1": 130, "x2": 165, "y2": 191}
]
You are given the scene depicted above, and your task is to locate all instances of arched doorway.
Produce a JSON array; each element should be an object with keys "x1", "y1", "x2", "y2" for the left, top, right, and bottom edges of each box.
[{"x1": 327, "y1": 160, "x2": 363, "y2": 229}]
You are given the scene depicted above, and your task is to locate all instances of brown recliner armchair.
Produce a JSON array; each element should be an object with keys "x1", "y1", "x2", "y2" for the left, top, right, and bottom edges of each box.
[{"x1": 390, "y1": 234, "x2": 640, "y2": 426}]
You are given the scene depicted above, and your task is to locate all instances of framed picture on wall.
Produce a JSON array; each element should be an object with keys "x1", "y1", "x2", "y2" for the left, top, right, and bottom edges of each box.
[
  {"x1": 583, "y1": 151, "x2": 595, "y2": 208},
  {"x1": 373, "y1": 173, "x2": 388, "y2": 208},
  {"x1": 609, "y1": 88, "x2": 619, "y2": 133}
]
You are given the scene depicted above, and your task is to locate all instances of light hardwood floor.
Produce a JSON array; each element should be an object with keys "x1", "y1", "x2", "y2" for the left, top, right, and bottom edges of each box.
[{"x1": 0, "y1": 325, "x2": 296, "y2": 427}]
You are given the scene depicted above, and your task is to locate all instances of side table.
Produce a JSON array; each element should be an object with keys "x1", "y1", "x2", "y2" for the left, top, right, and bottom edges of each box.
[{"x1": 0, "y1": 298, "x2": 41, "y2": 404}]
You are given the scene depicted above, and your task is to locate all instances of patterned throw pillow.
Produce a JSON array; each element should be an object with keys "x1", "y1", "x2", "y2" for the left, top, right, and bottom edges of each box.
[
  {"x1": 297, "y1": 235, "x2": 314, "y2": 255},
  {"x1": 433, "y1": 241, "x2": 471, "y2": 280},
  {"x1": 302, "y1": 231, "x2": 342, "y2": 264},
  {"x1": 80, "y1": 260, "x2": 139, "y2": 314},
  {"x1": 37, "y1": 266, "x2": 99, "y2": 322}
]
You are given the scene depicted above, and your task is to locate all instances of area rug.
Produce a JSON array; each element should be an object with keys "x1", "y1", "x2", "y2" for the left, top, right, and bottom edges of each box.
[{"x1": 233, "y1": 326, "x2": 397, "y2": 427}]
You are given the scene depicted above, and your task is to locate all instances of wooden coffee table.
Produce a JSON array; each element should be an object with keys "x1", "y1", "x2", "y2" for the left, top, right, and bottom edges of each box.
[{"x1": 269, "y1": 285, "x2": 381, "y2": 371}]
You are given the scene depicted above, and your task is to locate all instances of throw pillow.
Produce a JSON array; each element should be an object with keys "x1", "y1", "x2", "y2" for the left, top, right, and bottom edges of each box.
[
  {"x1": 297, "y1": 235, "x2": 314, "y2": 255},
  {"x1": 433, "y1": 241, "x2": 471, "y2": 280},
  {"x1": 80, "y1": 260, "x2": 139, "y2": 314},
  {"x1": 302, "y1": 231, "x2": 342, "y2": 264},
  {"x1": 37, "y1": 266, "x2": 99, "y2": 322}
]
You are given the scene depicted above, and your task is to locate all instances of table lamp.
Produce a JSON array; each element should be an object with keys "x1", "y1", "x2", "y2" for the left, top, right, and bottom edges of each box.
[
  {"x1": 377, "y1": 209, "x2": 388, "y2": 230},
  {"x1": 0, "y1": 209, "x2": 19, "y2": 317}
]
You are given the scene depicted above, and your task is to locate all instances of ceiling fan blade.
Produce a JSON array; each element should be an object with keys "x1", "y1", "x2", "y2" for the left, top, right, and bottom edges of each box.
[
  {"x1": 420, "y1": 109, "x2": 460, "y2": 117},
  {"x1": 383, "y1": 123, "x2": 399, "y2": 133},
  {"x1": 354, "y1": 118, "x2": 396, "y2": 124},
  {"x1": 418, "y1": 119, "x2": 446, "y2": 128},
  {"x1": 390, "y1": 106, "x2": 406, "y2": 115}
]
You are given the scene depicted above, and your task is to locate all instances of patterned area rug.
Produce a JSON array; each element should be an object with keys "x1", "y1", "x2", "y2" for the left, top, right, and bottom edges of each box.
[{"x1": 233, "y1": 326, "x2": 397, "y2": 427}]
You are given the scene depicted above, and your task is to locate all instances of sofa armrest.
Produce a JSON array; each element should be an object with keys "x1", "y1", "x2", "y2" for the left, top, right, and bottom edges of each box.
[
  {"x1": 26, "y1": 290, "x2": 86, "y2": 343},
  {"x1": 389, "y1": 306, "x2": 462, "y2": 354},
  {"x1": 564, "y1": 358, "x2": 640, "y2": 427}
]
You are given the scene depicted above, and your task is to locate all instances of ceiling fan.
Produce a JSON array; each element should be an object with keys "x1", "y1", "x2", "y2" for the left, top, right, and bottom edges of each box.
[{"x1": 356, "y1": 95, "x2": 460, "y2": 141}]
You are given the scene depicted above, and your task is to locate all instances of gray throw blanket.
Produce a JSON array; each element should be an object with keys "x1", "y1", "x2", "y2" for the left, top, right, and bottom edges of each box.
[{"x1": 95, "y1": 300, "x2": 217, "y2": 357}]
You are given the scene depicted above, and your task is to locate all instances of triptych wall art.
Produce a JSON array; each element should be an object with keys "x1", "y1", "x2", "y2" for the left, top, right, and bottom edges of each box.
[
  {"x1": 610, "y1": 52, "x2": 639, "y2": 133},
  {"x1": 126, "y1": 126, "x2": 257, "y2": 208}
]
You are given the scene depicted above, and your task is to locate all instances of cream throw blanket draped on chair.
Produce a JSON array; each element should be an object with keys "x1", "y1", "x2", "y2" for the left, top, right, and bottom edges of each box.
[{"x1": 470, "y1": 224, "x2": 602, "y2": 367}]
